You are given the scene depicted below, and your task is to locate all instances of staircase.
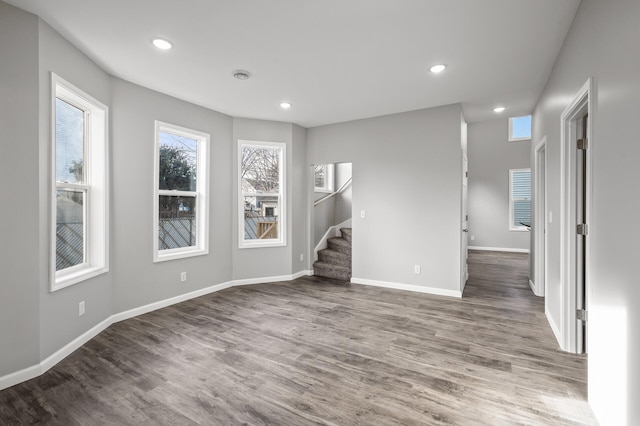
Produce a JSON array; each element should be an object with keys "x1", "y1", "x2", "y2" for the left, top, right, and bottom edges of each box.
[{"x1": 313, "y1": 228, "x2": 352, "y2": 282}]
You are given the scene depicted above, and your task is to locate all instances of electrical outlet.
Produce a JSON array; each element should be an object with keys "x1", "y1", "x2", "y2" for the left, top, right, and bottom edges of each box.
[
  {"x1": 79, "y1": 301, "x2": 85, "y2": 316},
  {"x1": 470, "y1": 235, "x2": 475, "y2": 241},
  {"x1": 299, "y1": 253, "x2": 304, "y2": 262},
  {"x1": 414, "y1": 265, "x2": 421, "y2": 274},
  {"x1": 180, "y1": 272, "x2": 187, "y2": 282},
  {"x1": 548, "y1": 211, "x2": 553, "y2": 223},
  {"x1": 361, "y1": 210, "x2": 366, "y2": 218}
]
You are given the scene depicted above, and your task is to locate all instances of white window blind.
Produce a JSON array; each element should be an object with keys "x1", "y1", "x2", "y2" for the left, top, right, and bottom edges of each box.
[{"x1": 510, "y1": 168, "x2": 531, "y2": 230}]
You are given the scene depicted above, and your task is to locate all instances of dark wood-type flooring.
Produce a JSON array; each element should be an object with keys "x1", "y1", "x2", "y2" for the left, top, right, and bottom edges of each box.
[{"x1": 0, "y1": 251, "x2": 598, "y2": 425}]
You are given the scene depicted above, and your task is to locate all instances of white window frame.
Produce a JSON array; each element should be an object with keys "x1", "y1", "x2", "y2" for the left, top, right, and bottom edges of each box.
[
  {"x1": 314, "y1": 163, "x2": 335, "y2": 193},
  {"x1": 238, "y1": 140, "x2": 286, "y2": 249},
  {"x1": 508, "y1": 115, "x2": 532, "y2": 142},
  {"x1": 153, "y1": 121, "x2": 210, "y2": 262},
  {"x1": 509, "y1": 168, "x2": 531, "y2": 232},
  {"x1": 51, "y1": 73, "x2": 109, "y2": 291}
]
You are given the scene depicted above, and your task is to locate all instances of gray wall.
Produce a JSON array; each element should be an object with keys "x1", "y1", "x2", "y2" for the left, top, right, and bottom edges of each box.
[
  {"x1": 0, "y1": 2, "x2": 40, "y2": 376},
  {"x1": 531, "y1": 0, "x2": 640, "y2": 423},
  {"x1": 468, "y1": 118, "x2": 530, "y2": 251},
  {"x1": 334, "y1": 163, "x2": 353, "y2": 225},
  {"x1": 0, "y1": 7, "x2": 309, "y2": 382},
  {"x1": 291, "y1": 124, "x2": 309, "y2": 272},
  {"x1": 111, "y1": 78, "x2": 234, "y2": 312},
  {"x1": 232, "y1": 118, "x2": 308, "y2": 279},
  {"x1": 37, "y1": 20, "x2": 114, "y2": 361},
  {"x1": 308, "y1": 105, "x2": 464, "y2": 292}
]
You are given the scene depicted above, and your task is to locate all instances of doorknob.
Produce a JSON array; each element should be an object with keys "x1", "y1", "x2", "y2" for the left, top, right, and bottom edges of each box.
[{"x1": 463, "y1": 229, "x2": 469, "y2": 232}]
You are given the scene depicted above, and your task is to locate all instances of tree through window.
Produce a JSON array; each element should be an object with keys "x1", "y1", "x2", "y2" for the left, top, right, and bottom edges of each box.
[{"x1": 239, "y1": 141, "x2": 286, "y2": 247}]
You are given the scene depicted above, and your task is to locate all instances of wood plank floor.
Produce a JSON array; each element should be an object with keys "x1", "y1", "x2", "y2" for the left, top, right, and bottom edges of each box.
[{"x1": 0, "y1": 251, "x2": 598, "y2": 425}]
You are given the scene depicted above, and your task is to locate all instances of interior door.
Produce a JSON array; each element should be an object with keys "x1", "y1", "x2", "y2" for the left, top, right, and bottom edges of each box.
[
  {"x1": 461, "y1": 155, "x2": 469, "y2": 287},
  {"x1": 576, "y1": 114, "x2": 588, "y2": 353}
]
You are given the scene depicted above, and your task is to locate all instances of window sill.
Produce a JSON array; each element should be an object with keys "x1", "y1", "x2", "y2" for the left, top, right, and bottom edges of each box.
[
  {"x1": 509, "y1": 227, "x2": 530, "y2": 232},
  {"x1": 239, "y1": 240, "x2": 286, "y2": 249},
  {"x1": 154, "y1": 247, "x2": 208, "y2": 263},
  {"x1": 53, "y1": 265, "x2": 108, "y2": 292}
]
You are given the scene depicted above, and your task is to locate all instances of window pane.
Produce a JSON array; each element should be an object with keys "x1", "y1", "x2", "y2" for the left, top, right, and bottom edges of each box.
[
  {"x1": 513, "y1": 200, "x2": 531, "y2": 227},
  {"x1": 314, "y1": 164, "x2": 326, "y2": 189},
  {"x1": 158, "y1": 195, "x2": 197, "y2": 249},
  {"x1": 55, "y1": 98, "x2": 84, "y2": 184},
  {"x1": 241, "y1": 146, "x2": 280, "y2": 194},
  {"x1": 511, "y1": 115, "x2": 532, "y2": 139},
  {"x1": 159, "y1": 132, "x2": 198, "y2": 191},
  {"x1": 56, "y1": 189, "x2": 84, "y2": 271},
  {"x1": 244, "y1": 196, "x2": 279, "y2": 240}
]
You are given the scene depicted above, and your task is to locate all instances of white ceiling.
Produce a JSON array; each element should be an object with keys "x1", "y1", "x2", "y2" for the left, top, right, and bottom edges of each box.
[{"x1": 8, "y1": 0, "x2": 580, "y2": 127}]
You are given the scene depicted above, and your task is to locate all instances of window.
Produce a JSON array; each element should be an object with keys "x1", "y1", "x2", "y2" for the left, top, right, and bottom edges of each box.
[
  {"x1": 239, "y1": 140, "x2": 286, "y2": 248},
  {"x1": 509, "y1": 168, "x2": 531, "y2": 231},
  {"x1": 51, "y1": 74, "x2": 108, "y2": 291},
  {"x1": 509, "y1": 115, "x2": 532, "y2": 141},
  {"x1": 314, "y1": 163, "x2": 334, "y2": 193},
  {"x1": 153, "y1": 121, "x2": 209, "y2": 262}
]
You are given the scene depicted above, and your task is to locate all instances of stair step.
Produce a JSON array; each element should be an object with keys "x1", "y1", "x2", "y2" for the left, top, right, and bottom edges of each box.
[
  {"x1": 313, "y1": 261, "x2": 351, "y2": 282},
  {"x1": 340, "y1": 227, "x2": 352, "y2": 243},
  {"x1": 318, "y1": 248, "x2": 351, "y2": 267},
  {"x1": 327, "y1": 237, "x2": 351, "y2": 255}
]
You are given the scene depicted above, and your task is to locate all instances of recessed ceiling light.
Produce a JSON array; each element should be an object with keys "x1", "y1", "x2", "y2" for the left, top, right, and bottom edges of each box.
[
  {"x1": 232, "y1": 69, "x2": 251, "y2": 80},
  {"x1": 429, "y1": 64, "x2": 446, "y2": 74},
  {"x1": 280, "y1": 102, "x2": 292, "y2": 109},
  {"x1": 493, "y1": 106, "x2": 506, "y2": 113},
  {"x1": 152, "y1": 38, "x2": 173, "y2": 50}
]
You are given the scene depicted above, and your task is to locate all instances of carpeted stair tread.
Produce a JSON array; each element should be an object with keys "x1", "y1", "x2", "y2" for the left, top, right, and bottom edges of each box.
[
  {"x1": 313, "y1": 261, "x2": 351, "y2": 281},
  {"x1": 318, "y1": 248, "x2": 351, "y2": 267},
  {"x1": 327, "y1": 237, "x2": 351, "y2": 255},
  {"x1": 340, "y1": 228, "x2": 352, "y2": 243}
]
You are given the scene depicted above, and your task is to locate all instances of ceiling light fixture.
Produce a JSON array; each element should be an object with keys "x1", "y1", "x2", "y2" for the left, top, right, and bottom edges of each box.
[
  {"x1": 280, "y1": 102, "x2": 292, "y2": 109},
  {"x1": 429, "y1": 64, "x2": 446, "y2": 74},
  {"x1": 152, "y1": 38, "x2": 173, "y2": 50},
  {"x1": 232, "y1": 69, "x2": 251, "y2": 80},
  {"x1": 493, "y1": 106, "x2": 506, "y2": 113}
]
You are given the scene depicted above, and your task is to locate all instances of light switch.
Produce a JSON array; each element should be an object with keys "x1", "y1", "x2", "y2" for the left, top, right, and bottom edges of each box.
[{"x1": 361, "y1": 210, "x2": 366, "y2": 219}]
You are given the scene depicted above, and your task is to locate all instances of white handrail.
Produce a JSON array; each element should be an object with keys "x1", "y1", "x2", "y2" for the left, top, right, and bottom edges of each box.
[{"x1": 314, "y1": 177, "x2": 352, "y2": 207}]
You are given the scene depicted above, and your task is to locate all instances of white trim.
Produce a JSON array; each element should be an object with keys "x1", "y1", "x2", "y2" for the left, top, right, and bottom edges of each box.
[
  {"x1": 153, "y1": 121, "x2": 210, "y2": 263},
  {"x1": 546, "y1": 306, "x2": 563, "y2": 348},
  {"x1": 313, "y1": 218, "x2": 352, "y2": 261},
  {"x1": 351, "y1": 277, "x2": 463, "y2": 298},
  {"x1": 533, "y1": 136, "x2": 548, "y2": 297},
  {"x1": 0, "y1": 364, "x2": 42, "y2": 392},
  {"x1": 50, "y1": 73, "x2": 109, "y2": 292},
  {"x1": 559, "y1": 77, "x2": 593, "y2": 353},
  {"x1": 238, "y1": 140, "x2": 287, "y2": 249},
  {"x1": 232, "y1": 271, "x2": 313, "y2": 287},
  {"x1": 468, "y1": 246, "x2": 529, "y2": 253},
  {"x1": 313, "y1": 163, "x2": 335, "y2": 193}
]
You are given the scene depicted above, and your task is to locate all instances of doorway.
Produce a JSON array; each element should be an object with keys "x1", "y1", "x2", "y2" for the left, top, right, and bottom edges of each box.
[
  {"x1": 560, "y1": 78, "x2": 592, "y2": 354},
  {"x1": 534, "y1": 137, "x2": 547, "y2": 297}
]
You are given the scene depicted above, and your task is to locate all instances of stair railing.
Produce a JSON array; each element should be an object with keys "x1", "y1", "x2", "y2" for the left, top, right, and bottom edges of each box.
[{"x1": 314, "y1": 177, "x2": 352, "y2": 207}]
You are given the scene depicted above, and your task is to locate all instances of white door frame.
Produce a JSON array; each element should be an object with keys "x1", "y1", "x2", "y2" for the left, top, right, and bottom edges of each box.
[
  {"x1": 533, "y1": 137, "x2": 547, "y2": 297},
  {"x1": 559, "y1": 78, "x2": 593, "y2": 353}
]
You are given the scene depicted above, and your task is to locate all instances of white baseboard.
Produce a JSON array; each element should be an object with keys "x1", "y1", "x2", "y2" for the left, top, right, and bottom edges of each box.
[
  {"x1": 351, "y1": 277, "x2": 462, "y2": 298},
  {"x1": 469, "y1": 246, "x2": 529, "y2": 253},
  {"x1": 546, "y1": 307, "x2": 563, "y2": 349},
  {"x1": 0, "y1": 364, "x2": 41, "y2": 392},
  {"x1": 0, "y1": 270, "x2": 313, "y2": 392}
]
